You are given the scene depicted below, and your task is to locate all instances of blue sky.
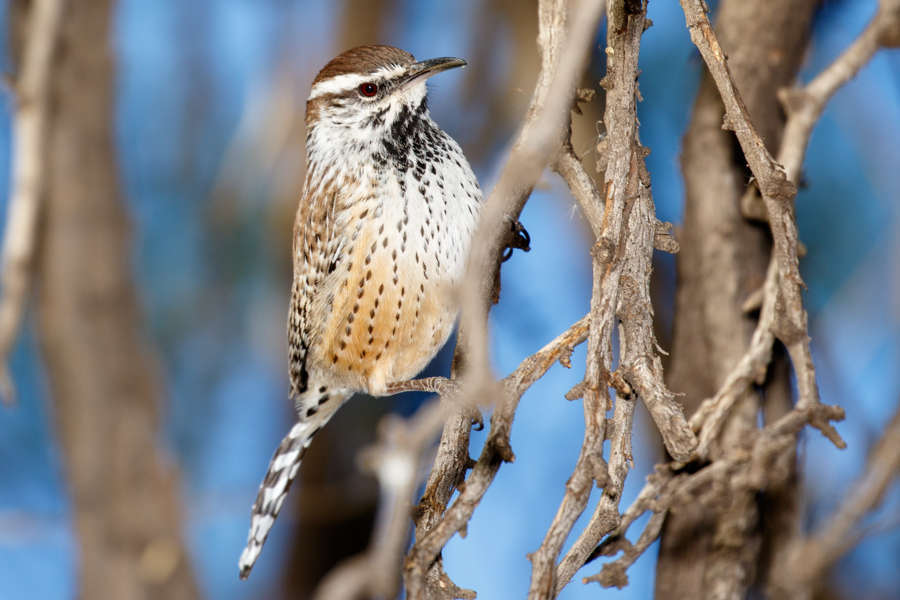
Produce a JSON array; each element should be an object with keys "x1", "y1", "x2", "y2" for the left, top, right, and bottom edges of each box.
[{"x1": 0, "y1": 1, "x2": 898, "y2": 598}]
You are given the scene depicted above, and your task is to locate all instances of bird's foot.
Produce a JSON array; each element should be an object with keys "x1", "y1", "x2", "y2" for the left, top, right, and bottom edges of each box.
[{"x1": 502, "y1": 217, "x2": 531, "y2": 262}]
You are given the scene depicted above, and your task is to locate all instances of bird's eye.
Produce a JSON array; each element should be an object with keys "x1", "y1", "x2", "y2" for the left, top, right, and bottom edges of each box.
[{"x1": 358, "y1": 82, "x2": 378, "y2": 97}]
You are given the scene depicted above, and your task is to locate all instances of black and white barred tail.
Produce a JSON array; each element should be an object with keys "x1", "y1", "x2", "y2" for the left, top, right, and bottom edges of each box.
[{"x1": 238, "y1": 390, "x2": 349, "y2": 579}]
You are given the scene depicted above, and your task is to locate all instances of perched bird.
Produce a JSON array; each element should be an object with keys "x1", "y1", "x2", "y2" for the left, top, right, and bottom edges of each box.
[{"x1": 238, "y1": 45, "x2": 482, "y2": 579}]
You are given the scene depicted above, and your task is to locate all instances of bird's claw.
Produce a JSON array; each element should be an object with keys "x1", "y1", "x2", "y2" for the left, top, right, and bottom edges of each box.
[{"x1": 502, "y1": 218, "x2": 531, "y2": 262}]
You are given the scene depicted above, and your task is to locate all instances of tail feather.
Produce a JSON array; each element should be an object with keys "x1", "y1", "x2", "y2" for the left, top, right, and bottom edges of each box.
[{"x1": 238, "y1": 391, "x2": 348, "y2": 580}]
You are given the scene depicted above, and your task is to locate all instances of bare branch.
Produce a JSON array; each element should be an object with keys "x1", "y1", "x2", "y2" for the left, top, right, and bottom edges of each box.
[
  {"x1": 678, "y1": 0, "x2": 844, "y2": 448},
  {"x1": 584, "y1": 401, "x2": 846, "y2": 588},
  {"x1": 528, "y1": 2, "x2": 696, "y2": 596},
  {"x1": 553, "y1": 384, "x2": 637, "y2": 596},
  {"x1": 404, "y1": 0, "x2": 607, "y2": 596},
  {"x1": 456, "y1": 0, "x2": 606, "y2": 394},
  {"x1": 686, "y1": 0, "x2": 900, "y2": 456},
  {"x1": 0, "y1": 0, "x2": 65, "y2": 404}
]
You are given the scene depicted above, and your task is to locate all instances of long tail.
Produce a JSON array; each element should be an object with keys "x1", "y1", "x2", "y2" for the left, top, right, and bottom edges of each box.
[{"x1": 238, "y1": 390, "x2": 349, "y2": 579}]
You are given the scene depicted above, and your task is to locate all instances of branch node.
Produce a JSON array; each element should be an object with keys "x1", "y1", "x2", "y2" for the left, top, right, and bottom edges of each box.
[
  {"x1": 608, "y1": 369, "x2": 633, "y2": 399},
  {"x1": 653, "y1": 220, "x2": 680, "y2": 254},
  {"x1": 565, "y1": 380, "x2": 586, "y2": 401},
  {"x1": 721, "y1": 112, "x2": 735, "y2": 131},
  {"x1": 591, "y1": 238, "x2": 616, "y2": 265}
]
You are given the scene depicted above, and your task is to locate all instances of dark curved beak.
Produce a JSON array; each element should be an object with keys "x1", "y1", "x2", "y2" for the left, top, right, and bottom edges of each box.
[{"x1": 402, "y1": 57, "x2": 467, "y2": 87}]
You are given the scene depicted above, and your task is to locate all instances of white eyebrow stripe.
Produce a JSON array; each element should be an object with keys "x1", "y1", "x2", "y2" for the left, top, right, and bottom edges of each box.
[
  {"x1": 307, "y1": 64, "x2": 407, "y2": 100},
  {"x1": 308, "y1": 73, "x2": 367, "y2": 100}
]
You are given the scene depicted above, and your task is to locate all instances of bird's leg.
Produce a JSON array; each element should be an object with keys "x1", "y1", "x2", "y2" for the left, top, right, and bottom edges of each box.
[{"x1": 384, "y1": 377, "x2": 483, "y2": 430}]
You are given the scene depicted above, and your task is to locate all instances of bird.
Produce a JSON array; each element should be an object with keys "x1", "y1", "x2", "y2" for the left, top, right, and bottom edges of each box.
[{"x1": 238, "y1": 45, "x2": 482, "y2": 580}]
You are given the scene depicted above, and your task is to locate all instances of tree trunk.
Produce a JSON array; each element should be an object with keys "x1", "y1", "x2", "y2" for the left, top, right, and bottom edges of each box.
[
  {"x1": 657, "y1": 1, "x2": 819, "y2": 598},
  {"x1": 29, "y1": 1, "x2": 200, "y2": 598}
]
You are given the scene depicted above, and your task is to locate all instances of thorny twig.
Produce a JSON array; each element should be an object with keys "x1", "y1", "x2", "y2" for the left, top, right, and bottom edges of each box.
[
  {"x1": 0, "y1": 0, "x2": 65, "y2": 404},
  {"x1": 586, "y1": 0, "x2": 900, "y2": 585},
  {"x1": 546, "y1": 2, "x2": 696, "y2": 594}
]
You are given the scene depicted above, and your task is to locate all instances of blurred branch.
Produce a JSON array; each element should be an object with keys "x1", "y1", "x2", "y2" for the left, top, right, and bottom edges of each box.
[
  {"x1": 0, "y1": 0, "x2": 65, "y2": 405},
  {"x1": 456, "y1": 0, "x2": 605, "y2": 392},
  {"x1": 775, "y1": 403, "x2": 900, "y2": 599},
  {"x1": 34, "y1": 1, "x2": 200, "y2": 598},
  {"x1": 312, "y1": 401, "x2": 450, "y2": 600},
  {"x1": 763, "y1": 21, "x2": 900, "y2": 590},
  {"x1": 778, "y1": 0, "x2": 900, "y2": 184}
]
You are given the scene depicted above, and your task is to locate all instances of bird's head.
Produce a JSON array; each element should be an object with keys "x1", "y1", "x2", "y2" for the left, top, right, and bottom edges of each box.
[{"x1": 305, "y1": 45, "x2": 466, "y2": 138}]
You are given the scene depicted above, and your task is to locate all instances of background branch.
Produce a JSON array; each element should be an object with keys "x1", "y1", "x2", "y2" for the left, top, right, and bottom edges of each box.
[
  {"x1": 32, "y1": 1, "x2": 200, "y2": 597},
  {"x1": 313, "y1": 401, "x2": 455, "y2": 600},
  {"x1": 771, "y1": 402, "x2": 900, "y2": 599},
  {"x1": 0, "y1": 0, "x2": 64, "y2": 404}
]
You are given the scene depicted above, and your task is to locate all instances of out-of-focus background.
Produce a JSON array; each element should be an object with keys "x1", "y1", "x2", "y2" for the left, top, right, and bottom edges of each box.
[{"x1": 0, "y1": 0, "x2": 897, "y2": 599}]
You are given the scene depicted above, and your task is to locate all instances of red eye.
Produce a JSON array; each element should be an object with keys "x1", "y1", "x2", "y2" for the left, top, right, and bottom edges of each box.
[{"x1": 359, "y1": 82, "x2": 378, "y2": 97}]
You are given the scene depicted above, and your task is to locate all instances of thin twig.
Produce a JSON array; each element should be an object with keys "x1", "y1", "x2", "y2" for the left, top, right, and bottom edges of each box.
[
  {"x1": 0, "y1": 0, "x2": 65, "y2": 404},
  {"x1": 686, "y1": 0, "x2": 900, "y2": 454},
  {"x1": 778, "y1": 0, "x2": 900, "y2": 182},
  {"x1": 404, "y1": 316, "x2": 591, "y2": 598}
]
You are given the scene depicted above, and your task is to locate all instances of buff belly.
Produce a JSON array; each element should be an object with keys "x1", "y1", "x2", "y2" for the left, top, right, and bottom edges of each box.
[{"x1": 309, "y1": 224, "x2": 457, "y2": 396}]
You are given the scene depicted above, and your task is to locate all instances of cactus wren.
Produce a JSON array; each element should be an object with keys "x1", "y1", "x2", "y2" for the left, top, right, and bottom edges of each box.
[{"x1": 238, "y1": 46, "x2": 482, "y2": 579}]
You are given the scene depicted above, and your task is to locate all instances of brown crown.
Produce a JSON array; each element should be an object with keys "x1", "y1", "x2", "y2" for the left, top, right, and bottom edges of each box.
[{"x1": 312, "y1": 46, "x2": 415, "y2": 86}]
